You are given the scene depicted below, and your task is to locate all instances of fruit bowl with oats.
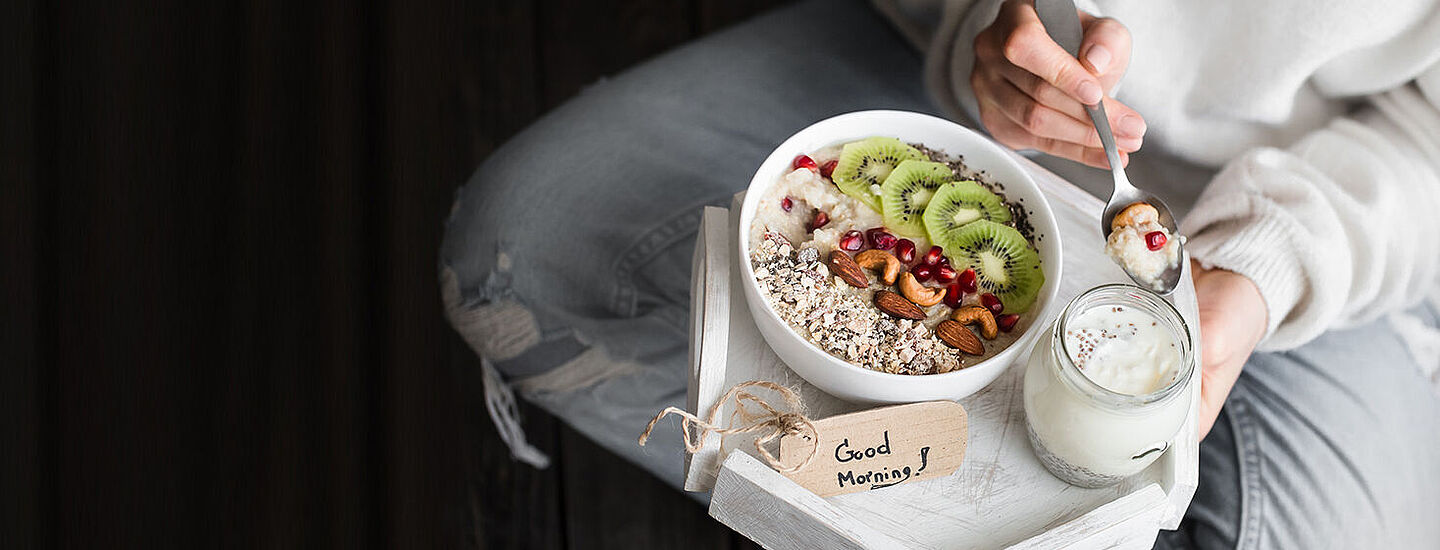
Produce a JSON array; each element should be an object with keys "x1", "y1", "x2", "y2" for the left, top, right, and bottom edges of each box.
[{"x1": 739, "y1": 111, "x2": 1063, "y2": 403}]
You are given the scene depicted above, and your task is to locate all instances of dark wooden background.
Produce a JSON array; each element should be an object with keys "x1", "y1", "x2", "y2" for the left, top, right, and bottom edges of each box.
[{"x1": 3, "y1": 0, "x2": 788, "y2": 548}]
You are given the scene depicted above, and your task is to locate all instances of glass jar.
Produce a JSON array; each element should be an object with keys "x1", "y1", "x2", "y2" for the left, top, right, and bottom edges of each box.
[{"x1": 1022, "y1": 284, "x2": 1195, "y2": 488}]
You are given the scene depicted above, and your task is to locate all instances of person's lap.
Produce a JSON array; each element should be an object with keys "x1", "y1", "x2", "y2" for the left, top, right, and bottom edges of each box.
[{"x1": 444, "y1": 0, "x2": 1440, "y2": 546}]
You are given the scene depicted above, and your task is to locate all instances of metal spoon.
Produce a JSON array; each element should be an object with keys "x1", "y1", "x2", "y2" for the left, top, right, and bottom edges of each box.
[{"x1": 1034, "y1": 0, "x2": 1184, "y2": 294}]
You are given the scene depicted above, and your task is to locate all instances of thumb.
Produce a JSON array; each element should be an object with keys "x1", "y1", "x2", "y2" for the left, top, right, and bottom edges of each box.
[{"x1": 1077, "y1": 14, "x2": 1132, "y2": 92}]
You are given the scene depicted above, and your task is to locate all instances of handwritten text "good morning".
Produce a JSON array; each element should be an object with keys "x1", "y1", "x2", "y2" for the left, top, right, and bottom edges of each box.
[{"x1": 833, "y1": 431, "x2": 931, "y2": 490}]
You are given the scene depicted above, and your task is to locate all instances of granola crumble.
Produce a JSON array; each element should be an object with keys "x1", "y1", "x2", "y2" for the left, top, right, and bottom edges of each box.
[{"x1": 751, "y1": 231, "x2": 966, "y2": 375}]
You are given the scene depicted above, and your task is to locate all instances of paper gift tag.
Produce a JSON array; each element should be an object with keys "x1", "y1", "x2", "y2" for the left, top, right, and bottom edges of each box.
[{"x1": 778, "y1": 401, "x2": 967, "y2": 497}]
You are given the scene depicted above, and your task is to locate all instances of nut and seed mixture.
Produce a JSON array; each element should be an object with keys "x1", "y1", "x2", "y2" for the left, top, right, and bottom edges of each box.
[{"x1": 751, "y1": 231, "x2": 965, "y2": 375}]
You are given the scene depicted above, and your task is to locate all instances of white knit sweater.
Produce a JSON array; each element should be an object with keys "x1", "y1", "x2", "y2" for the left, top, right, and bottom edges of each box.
[{"x1": 876, "y1": 0, "x2": 1440, "y2": 353}]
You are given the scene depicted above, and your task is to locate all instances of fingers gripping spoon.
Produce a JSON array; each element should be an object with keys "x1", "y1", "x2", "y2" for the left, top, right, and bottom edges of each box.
[{"x1": 1034, "y1": 0, "x2": 1185, "y2": 294}]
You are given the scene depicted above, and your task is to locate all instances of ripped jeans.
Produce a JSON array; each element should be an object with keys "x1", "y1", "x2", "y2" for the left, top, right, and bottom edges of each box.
[{"x1": 441, "y1": 0, "x2": 1440, "y2": 547}]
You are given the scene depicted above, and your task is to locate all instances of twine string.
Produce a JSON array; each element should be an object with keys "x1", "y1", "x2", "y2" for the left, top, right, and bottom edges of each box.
[{"x1": 637, "y1": 380, "x2": 819, "y2": 473}]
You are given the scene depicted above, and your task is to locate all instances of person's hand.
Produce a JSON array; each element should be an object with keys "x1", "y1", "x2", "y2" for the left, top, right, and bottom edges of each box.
[
  {"x1": 1191, "y1": 260, "x2": 1267, "y2": 439},
  {"x1": 971, "y1": 0, "x2": 1147, "y2": 169}
]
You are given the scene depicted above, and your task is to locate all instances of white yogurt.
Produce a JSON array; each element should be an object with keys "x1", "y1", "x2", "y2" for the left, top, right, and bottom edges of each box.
[
  {"x1": 1063, "y1": 304, "x2": 1181, "y2": 395},
  {"x1": 1022, "y1": 285, "x2": 1193, "y2": 487}
]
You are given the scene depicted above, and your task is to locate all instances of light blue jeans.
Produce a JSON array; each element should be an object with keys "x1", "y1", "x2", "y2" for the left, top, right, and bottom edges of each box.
[{"x1": 441, "y1": 1, "x2": 1440, "y2": 547}]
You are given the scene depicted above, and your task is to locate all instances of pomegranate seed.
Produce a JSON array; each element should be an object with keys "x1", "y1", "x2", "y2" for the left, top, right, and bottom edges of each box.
[
  {"x1": 895, "y1": 239, "x2": 917, "y2": 263},
  {"x1": 933, "y1": 264, "x2": 957, "y2": 284},
  {"x1": 1145, "y1": 231, "x2": 1168, "y2": 251},
  {"x1": 808, "y1": 211, "x2": 829, "y2": 231},
  {"x1": 939, "y1": 256, "x2": 951, "y2": 268},
  {"x1": 793, "y1": 154, "x2": 818, "y2": 171},
  {"x1": 923, "y1": 246, "x2": 944, "y2": 266},
  {"x1": 981, "y1": 293, "x2": 1004, "y2": 315},
  {"x1": 911, "y1": 264, "x2": 933, "y2": 282},
  {"x1": 820, "y1": 159, "x2": 838, "y2": 179},
  {"x1": 997, "y1": 313, "x2": 1021, "y2": 333},
  {"x1": 943, "y1": 284, "x2": 965, "y2": 309},
  {"x1": 780, "y1": 197, "x2": 793, "y2": 212},
  {"x1": 839, "y1": 230, "x2": 864, "y2": 251},
  {"x1": 866, "y1": 228, "x2": 897, "y2": 250},
  {"x1": 957, "y1": 268, "x2": 978, "y2": 294}
]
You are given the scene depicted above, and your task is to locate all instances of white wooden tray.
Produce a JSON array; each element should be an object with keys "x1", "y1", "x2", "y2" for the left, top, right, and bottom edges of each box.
[{"x1": 685, "y1": 152, "x2": 1201, "y2": 549}]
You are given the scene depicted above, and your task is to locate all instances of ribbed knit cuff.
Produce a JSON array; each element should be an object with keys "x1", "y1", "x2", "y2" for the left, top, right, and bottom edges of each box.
[{"x1": 1185, "y1": 212, "x2": 1307, "y2": 344}]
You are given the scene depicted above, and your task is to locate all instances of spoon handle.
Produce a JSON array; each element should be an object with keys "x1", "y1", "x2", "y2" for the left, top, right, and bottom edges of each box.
[{"x1": 1084, "y1": 101, "x2": 1132, "y2": 191}]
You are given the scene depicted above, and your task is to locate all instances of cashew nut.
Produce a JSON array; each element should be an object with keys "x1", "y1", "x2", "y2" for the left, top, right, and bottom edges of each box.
[
  {"x1": 897, "y1": 272, "x2": 945, "y2": 307},
  {"x1": 855, "y1": 250, "x2": 903, "y2": 286},
  {"x1": 950, "y1": 305, "x2": 998, "y2": 340},
  {"x1": 1110, "y1": 202, "x2": 1159, "y2": 232}
]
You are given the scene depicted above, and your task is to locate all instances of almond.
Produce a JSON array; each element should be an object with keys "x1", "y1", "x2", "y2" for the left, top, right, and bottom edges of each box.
[
  {"x1": 935, "y1": 320, "x2": 984, "y2": 355},
  {"x1": 827, "y1": 250, "x2": 868, "y2": 288},
  {"x1": 874, "y1": 290, "x2": 925, "y2": 320}
]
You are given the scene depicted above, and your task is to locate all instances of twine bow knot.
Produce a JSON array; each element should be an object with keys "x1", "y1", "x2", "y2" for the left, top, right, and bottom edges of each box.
[{"x1": 638, "y1": 380, "x2": 819, "y2": 473}]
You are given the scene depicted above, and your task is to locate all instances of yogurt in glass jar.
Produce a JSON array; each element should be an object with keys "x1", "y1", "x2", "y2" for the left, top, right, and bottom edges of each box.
[{"x1": 1023, "y1": 284, "x2": 1195, "y2": 488}]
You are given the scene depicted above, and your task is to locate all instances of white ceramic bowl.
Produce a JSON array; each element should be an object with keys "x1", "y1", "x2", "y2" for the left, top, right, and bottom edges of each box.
[{"x1": 738, "y1": 110, "x2": 1064, "y2": 404}]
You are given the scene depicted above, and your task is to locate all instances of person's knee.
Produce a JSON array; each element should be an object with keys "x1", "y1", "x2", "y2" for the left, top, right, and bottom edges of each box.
[
  {"x1": 439, "y1": 139, "x2": 594, "y2": 379},
  {"x1": 440, "y1": 146, "x2": 703, "y2": 383}
]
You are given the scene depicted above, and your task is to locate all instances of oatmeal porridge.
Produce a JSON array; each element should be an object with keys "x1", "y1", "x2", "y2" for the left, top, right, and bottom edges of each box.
[{"x1": 1104, "y1": 202, "x2": 1183, "y2": 290}]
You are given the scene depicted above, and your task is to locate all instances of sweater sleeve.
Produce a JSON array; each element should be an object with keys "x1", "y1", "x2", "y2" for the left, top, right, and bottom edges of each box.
[{"x1": 1182, "y1": 62, "x2": 1440, "y2": 351}]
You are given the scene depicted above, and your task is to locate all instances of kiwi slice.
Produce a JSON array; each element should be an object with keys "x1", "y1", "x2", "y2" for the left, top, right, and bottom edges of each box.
[
  {"x1": 946, "y1": 220, "x2": 1044, "y2": 313},
  {"x1": 922, "y1": 181, "x2": 1011, "y2": 248},
  {"x1": 880, "y1": 160, "x2": 953, "y2": 238},
  {"x1": 831, "y1": 137, "x2": 926, "y2": 212}
]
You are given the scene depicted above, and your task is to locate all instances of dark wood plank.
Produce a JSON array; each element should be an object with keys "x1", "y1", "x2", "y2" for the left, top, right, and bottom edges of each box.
[
  {"x1": 36, "y1": 0, "x2": 441, "y2": 546},
  {"x1": 223, "y1": 3, "x2": 327, "y2": 545},
  {"x1": 560, "y1": 427, "x2": 735, "y2": 550},
  {"x1": 732, "y1": 534, "x2": 767, "y2": 549},
  {"x1": 376, "y1": 0, "x2": 482, "y2": 546},
  {"x1": 467, "y1": 381, "x2": 565, "y2": 549},
  {"x1": 1, "y1": 0, "x2": 45, "y2": 547},
  {"x1": 20, "y1": 0, "x2": 795, "y2": 547},
  {"x1": 476, "y1": 1, "x2": 542, "y2": 154},
  {"x1": 45, "y1": 1, "x2": 243, "y2": 545},
  {"x1": 309, "y1": 0, "x2": 380, "y2": 546},
  {"x1": 535, "y1": 0, "x2": 697, "y2": 108},
  {"x1": 215, "y1": 1, "x2": 381, "y2": 547}
]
